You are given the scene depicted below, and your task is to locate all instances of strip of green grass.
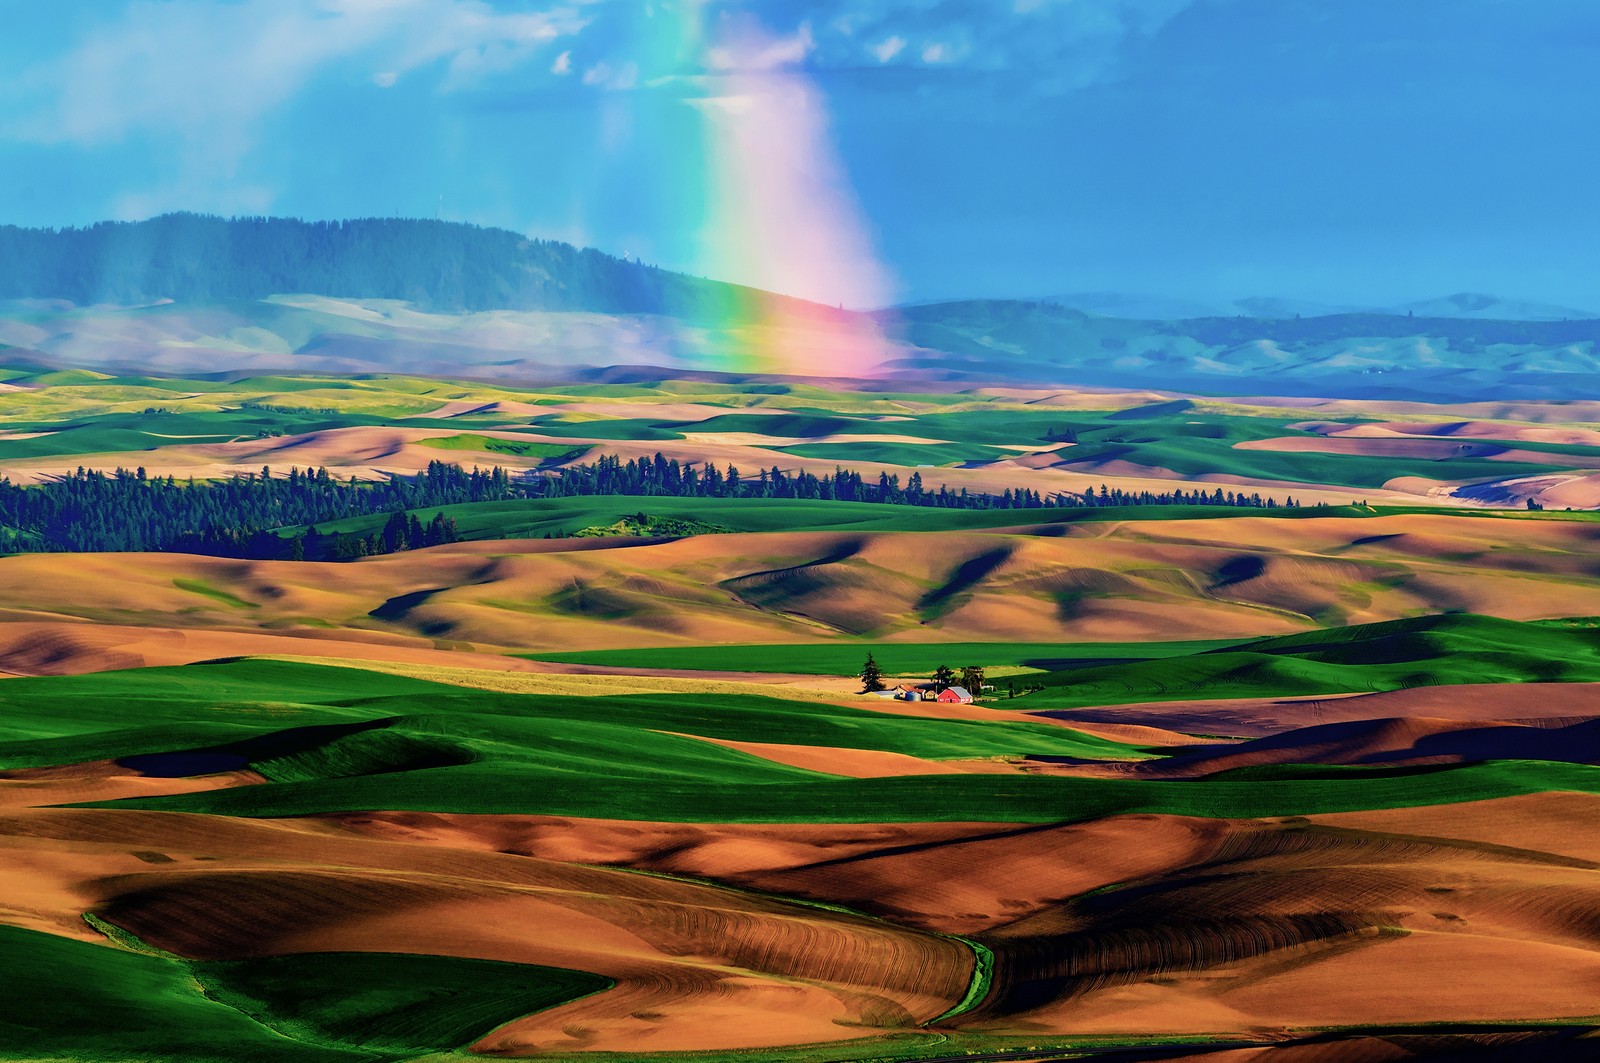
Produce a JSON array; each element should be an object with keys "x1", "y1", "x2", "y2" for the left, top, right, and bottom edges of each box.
[
  {"x1": 270, "y1": 495, "x2": 1600, "y2": 549},
  {"x1": 416, "y1": 433, "x2": 587, "y2": 460},
  {"x1": 271, "y1": 496, "x2": 1098, "y2": 541},
  {"x1": 173, "y1": 577, "x2": 257, "y2": 610},
  {"x1": 778, "y1": 440, "x2": 1012, "y2": 466},
  {"x1": 103, "y1": 750, "x2": 1600, "y2": 823},
  {"x1": 514, "y1": 416, "x2": 686, "y2": 440}
]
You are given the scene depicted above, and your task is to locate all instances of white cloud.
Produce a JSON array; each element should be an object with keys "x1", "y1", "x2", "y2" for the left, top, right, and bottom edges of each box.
[
  {"x1": 706, "y1": 22, "x2": 814, "y2": 73},
  {"x1": 551, "y1": 49, "x2": 572, "y2": 75},
  {"x1": 794, "y1": 0, "x2": 1196, "y2": 87},
  {"x1": 8, "y1": 0, "x2": 587, "y2": 150},
  {"x1": 582, "y1": 59, "x2": 640, "y2": 90},
  {"x1": 871, "y1": 35, "x2": 905, "y2": 63},
  {"x1": 0, "y1": 0, "x2": 588, "y2": 220}
]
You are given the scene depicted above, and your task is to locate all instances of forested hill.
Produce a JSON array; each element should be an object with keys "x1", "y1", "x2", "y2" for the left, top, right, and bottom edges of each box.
[{"x1": 0, "y1": 214, "x2": 769, "y2": 317}]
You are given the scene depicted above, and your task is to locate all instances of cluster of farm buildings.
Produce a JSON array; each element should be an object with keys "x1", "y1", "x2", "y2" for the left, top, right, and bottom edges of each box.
[{"x1": 879, "y1": 684, "x2": 974, "y2": 704}]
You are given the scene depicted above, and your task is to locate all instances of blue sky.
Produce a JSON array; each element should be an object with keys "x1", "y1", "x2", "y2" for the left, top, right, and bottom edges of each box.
[{"x1": 2, "y1": 0, "x2": 1598, "y2": 307}]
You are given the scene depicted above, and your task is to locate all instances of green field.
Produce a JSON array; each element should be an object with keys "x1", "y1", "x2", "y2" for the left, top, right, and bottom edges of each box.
[
  {"x1": 524, "y1": 615, "x2": 1600, "y2": 698},
  {"x1": 779, "y1": 440, "x2": 1013, "y2": 466},
  {"x1": 273, "y1": 495, "x2": 1081, "y2": 541},
  {"x1": 0, "y1": 923, "x2": 608, "y2": 1062},
  {"x1": 0, "y1": 366, "x2": 1589, "y2": 496},
  {"x1": 0, "y1": 616, "x2": 1586, "y2": 823},
  {"x1": 875, "y1": 408, "x2": 1581, "y2": 487},
  {"x1": 1021, "y1": 613, "x2": 1600, "y2": 709},
  {"x1": 415, "y1": 433, "x2": 588, "y2": 461},
  {"x1": 0, "y1": 406, "x2": 397, "y2": 459},
  {"x1": 513, "y1": 415, "x2": 687, "y2": 440},
  {"x1": 269, "y1": 494, "x2": 1600, "y2": 547}
]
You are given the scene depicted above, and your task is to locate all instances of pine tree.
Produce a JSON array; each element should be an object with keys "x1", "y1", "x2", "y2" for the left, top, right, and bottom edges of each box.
[
  {"x1": 860, "y1": 653, "x2": 886, "y2": 693},
  {"x1": 933, "y1": 664, "x2": 955, "y2": 691}
]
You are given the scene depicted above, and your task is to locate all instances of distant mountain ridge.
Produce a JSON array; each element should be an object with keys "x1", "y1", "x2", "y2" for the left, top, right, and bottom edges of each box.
[
  {"x1": 1046, "y1": 290, "x2": 1598, "y2": 322},
  {"x1": 886, "y1": 299, "x2": 1600, "y2": 400},
  {"x1": 3, "y1": 215, "x2": 1600, "y2": 399},
  {"x1": 0, "y1": 213, "x2": 786, "y2": 322},
  {"x1": 1385, "y1": 292, "x2": 1599, "y2": 322}
]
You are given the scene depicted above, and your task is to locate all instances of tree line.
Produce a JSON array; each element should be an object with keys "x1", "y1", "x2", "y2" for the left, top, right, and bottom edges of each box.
[
  {"x1": 0, "y1": 462, "x2": 509, "y2": 558},
  {"x1": 533, "y1": 454, "x2": 1299, "y2": 510},
  {"x1": 0, "y1": 454, "x2": 1299, "y2": 559},
  {"x1": 537, "y1": 454, "x2": 1055, "y2": 508},
  {"x1": 0, "y1": 213, "x2": 762, "y2": 321},
  {"x1": 860, "y1": 655, "x2": 992, "y2": 698}
]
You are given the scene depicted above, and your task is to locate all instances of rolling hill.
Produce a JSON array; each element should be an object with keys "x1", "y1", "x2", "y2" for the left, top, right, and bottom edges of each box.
[
  {"x1": 5, "y1": 216, "x2": 1600, "y2": 399},
  {"x1": 887, "y1": 299, "x2": 1600, "y2": 400}
]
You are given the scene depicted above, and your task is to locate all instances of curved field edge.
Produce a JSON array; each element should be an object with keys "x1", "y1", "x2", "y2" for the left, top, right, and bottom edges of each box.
[
  {"x1": 925, "y1": 938, "x2": 994, "y2": 1025},
  {"x1": 565, "y1": 861, "x2": 989, "y2": 1028},
  {"x1": 0, "y1": 920, "x2": 611, "y2": 1062}
]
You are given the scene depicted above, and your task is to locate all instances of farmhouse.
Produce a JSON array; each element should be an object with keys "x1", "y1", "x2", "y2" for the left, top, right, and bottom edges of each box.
[{"x1": 936, "y1": 686, "x2": 973, "y2": 704}]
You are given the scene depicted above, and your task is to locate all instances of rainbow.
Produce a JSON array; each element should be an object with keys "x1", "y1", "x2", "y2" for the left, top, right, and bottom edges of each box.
[{"x1": 610, "y1": 3, "x2": 897, "y2": 378}]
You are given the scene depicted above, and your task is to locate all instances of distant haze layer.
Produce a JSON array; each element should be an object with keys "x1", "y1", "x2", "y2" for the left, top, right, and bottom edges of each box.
[{"x1": 3, "y1": 215, "x2": 1600, "y2": 401}]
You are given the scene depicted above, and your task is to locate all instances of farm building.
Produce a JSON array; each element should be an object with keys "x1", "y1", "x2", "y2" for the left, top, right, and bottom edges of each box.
[{"x1": 936, "y1": 686, "x2": 973, "y2": 704}]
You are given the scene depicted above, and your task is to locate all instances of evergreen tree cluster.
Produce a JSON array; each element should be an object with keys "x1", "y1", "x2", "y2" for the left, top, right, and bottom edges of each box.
[
  {"x1": 300, "y1": 511, "x2": 462, "y2": 561},
  {"x1": 0, "y1": 452, "x2": 1298, "y2": 560},
  {"x1": 533, "y1": 455, "x2": 1053, "y2": 509},
  {"x1": 0, "y1": 461, "x2": 510, "y2": 558},
  {"x1": 1077, "y1": 483, "x2": 1297, "y2": 509}
]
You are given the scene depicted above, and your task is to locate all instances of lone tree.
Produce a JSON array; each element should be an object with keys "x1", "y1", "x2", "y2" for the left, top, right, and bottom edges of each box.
[
  {"x1": 933, "y1": 664, "x2": 955, "y2": 691},
  {"x1": 960, "y1": 666, "x2": 986, "y2": 694},
  {"x1": 860, "y1": 653, "x2": 886, "y2": 693}
]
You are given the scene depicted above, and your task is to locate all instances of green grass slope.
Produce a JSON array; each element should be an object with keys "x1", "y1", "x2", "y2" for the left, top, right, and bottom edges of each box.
[
  {"x1": 0, "y1": 923, "x2": 607, "y2": 1062},
  {"x1": 1023, "y1": 613, "x2": 1600, "y2": 709},
  {"x1": 198, "y1": 951, "x2": 611, "y2": 1057},
  {"x1": 415, "y1": 433, "x2": 587, "y2": 461},
  {"x1": 0, "y1": 923, "x2": 361, "y2": 1062},
  {"x1": 106, "y1": 746, "x2": 1600, "y2": 823},
  {"x1": 0, "y1": 647, "x2": 1584, "y2": 823}
]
